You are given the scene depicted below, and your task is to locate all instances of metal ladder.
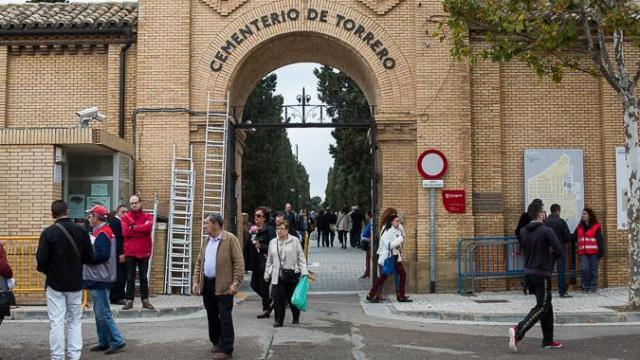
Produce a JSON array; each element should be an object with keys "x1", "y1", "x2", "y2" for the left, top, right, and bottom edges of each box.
[
  {"x1": 201, "y1": 92, "x2": 229, "y2": 247},
  {"x1": 165, "y1": 145, "x2": 196, "y2": 295}
]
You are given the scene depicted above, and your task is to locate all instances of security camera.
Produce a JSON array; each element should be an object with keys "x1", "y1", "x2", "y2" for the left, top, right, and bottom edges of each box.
[
  {"x1": 76, "y1": 107, "x2": 106, "y2": 128},
  {"x1": 75, "y1": 107, "x2": 99, "y2": 118}
]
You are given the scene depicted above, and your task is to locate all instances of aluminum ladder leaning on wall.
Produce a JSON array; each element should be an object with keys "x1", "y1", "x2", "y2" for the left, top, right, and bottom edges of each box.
[
  {"x1": 164, "y1": 145, "x2": 196, "y2": 295},
  {"x1": 200, "y1": 92, "x2": 229, "y2": 248}
]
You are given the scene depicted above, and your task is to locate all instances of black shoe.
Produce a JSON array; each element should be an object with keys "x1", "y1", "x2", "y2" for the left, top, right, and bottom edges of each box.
[
  {"x1": 397, "y1": 297, "x2": 413, "y2": 303},
  {"x1": 90, "y1": 345, "x2": 109, "y2": 352},
  {"x1": 105, "y1": 343, "x2": 126, "y2": 355},
  {"x1": 366, "y1": 295, "x2": 380, "y2": 303},
  {"x1": 292, "y1": 318, "x2": 300, "y2": 325},
  {"x1": 559, "y1": 293, "x2": 573, "y2": 298},
  {"x1": 257, "y1": 308, "x2": 271, "y2": 319},
  {"x1": 273, "y1": 323, "x2": 283, "y2": 328}
]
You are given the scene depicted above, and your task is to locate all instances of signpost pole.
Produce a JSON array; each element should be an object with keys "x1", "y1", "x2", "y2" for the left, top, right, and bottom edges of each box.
[{"x1": 429, "y1": 187, "x2": 436, "y2": 293}]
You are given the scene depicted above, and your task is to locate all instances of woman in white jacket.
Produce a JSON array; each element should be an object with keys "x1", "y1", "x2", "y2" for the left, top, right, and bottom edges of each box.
[
  {"x1": 366, "y1": 215, "x2": 412, "y2": 303},
  {"x1": 264, "y1": 220, "x2": 309, "y2": 327}
]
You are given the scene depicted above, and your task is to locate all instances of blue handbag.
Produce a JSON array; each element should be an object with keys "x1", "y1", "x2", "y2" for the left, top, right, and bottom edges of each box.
[{"x1": 382, "y1": 244, "x2": 396, "y2": 276}]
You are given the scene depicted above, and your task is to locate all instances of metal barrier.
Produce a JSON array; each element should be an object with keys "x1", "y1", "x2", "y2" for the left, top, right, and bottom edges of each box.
[
  {"x1": 457, "y1": 236, "x2": 523, "y2": 295},
  {"x1": 457, "y1": 236, "x2": 579, "y2": 295},
  {"x1": 1, "y1": 236, "x2": 45, "y2": 300}
]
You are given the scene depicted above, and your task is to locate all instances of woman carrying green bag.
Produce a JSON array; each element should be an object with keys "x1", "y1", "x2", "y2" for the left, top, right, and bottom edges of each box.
[{"x1": 264, "y1": 219, "x2": 309, "y2": 328}]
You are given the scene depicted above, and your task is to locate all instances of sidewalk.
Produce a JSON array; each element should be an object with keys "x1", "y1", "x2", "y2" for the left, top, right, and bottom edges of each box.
[
  {"x1": 7, "y1": 293, "x2": 247, "y2": 321},
  {"x1": 361, "y1": 287, "x2": 640, "y2": 324}
]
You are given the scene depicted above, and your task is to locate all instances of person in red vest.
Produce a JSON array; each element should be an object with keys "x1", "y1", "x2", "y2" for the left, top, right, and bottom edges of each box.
[
  {"x1": 574, "y1": 208, "x2": 605, "y2": 293},
  {"x1": 121, "y1": 195, "x2": 155, "y2": 310}
]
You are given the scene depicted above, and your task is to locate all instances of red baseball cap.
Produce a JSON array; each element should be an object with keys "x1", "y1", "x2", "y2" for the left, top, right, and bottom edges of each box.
[{"x1": 86, "y1": 205, "x2": 109, "y2": 217}]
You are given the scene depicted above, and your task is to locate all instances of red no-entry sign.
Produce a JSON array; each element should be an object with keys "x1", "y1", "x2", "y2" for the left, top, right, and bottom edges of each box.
[{"x1": 417, "y1": 149, "x2": 447, "y2": 180}]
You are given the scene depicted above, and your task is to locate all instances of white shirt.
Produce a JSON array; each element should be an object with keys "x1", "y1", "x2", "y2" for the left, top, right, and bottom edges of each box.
[{"x1": 203, "y1": 234, "x2": 222, "y2": 278}]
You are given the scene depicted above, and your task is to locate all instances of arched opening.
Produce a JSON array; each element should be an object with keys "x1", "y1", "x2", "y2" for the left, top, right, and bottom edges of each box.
[{"x1": 238, "y1": 62, "x2": 375, "y2": 293}]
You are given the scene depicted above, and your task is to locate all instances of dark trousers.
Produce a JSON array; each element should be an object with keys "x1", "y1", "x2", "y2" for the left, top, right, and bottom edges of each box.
[
  {"x1": 369, "y1": 261, "x2": 406, "y2": 299},
  {"x1": 329, "y1": 230, "x2": 335, "y2": 247},
  {"x1": 203, "y1": 278, "x2": 235, "y2": 354},
  {"x1": 321, "y1": 230, "x2": 330, "y2": 247},
  {"x1": 556, "y1": 253, "x2": 567, "y2": 295},
  {"x1": 250, "y1": 270, "x2": 271, "y2": 311},
  {"x1": 271, "y1": 279, "x2": 300, "y2": 325},
  {"x1": 316, "y1": 230, "x2": 322, "y2": 247},
  {"x1": 363, "y1": 247, "x2": 371, "y2": 277},
  {"x1": 125, "y1": 256, "x2": 149, "y2": 301},
  {"x1": 338, "y1": 231, "x2": 348, "y2": 248},
  {"x1": 516, "y1": 274, "x2": 554, "y2": 345},
  {"x1": 110, "y1": 262, "x2": 127, "y2": 303},
  {"x1": 350, "y1": 231, "x2": 361, "y2": 248}
]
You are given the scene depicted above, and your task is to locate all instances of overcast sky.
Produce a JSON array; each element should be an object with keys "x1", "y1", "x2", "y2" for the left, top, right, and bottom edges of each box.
[{"x1": 1, "y1": 0, "x2": 334, "y2": 200}]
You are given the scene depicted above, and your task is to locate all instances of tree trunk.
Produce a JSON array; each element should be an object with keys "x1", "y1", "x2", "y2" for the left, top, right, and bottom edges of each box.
[{"x1": 622, "y1": 93, "x2": 640, "y2": 308}]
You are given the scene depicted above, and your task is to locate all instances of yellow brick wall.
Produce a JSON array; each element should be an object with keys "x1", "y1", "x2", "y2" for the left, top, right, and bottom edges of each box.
[
  {"x1": 0, "y1": 145, "x2": 57, "y2": 236},
  {"x1": 5, "y1": 52, "x2": 108, "y2": 128}
]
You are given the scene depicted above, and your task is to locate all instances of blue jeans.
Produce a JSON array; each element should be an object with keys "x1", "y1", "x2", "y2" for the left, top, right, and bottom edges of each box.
[
  {"x1": 580, "y1": 255, "x2": 600, "y2": 291},
  {"x1": 90, "y1": 289, "x2": 125, "y2": 349}
]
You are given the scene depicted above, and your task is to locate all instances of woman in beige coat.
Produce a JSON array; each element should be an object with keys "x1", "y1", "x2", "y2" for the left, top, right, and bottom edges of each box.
[{"x1": 264, "y1": 220, "x2": 308, "y2": 327}]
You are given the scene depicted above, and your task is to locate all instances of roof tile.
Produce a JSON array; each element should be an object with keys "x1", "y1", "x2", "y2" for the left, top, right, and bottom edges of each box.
[{"x1": 0, "y1": 2, "x2": 138, "y2": 30}]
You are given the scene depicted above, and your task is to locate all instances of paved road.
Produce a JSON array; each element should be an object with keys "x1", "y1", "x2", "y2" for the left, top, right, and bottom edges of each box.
[{"x1": 2, "y1": 293, "x2": 640, "y2": 359}]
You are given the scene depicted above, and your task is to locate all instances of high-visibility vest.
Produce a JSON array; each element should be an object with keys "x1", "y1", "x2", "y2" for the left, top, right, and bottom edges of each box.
[{"x1": 576, "y1": 223, "x2": 601, "y2": 256}]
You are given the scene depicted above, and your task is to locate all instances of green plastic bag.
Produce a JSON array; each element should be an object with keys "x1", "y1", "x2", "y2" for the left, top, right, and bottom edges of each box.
[{"x1": 291, "y1": 275, "x2": 309, "y2": 311}]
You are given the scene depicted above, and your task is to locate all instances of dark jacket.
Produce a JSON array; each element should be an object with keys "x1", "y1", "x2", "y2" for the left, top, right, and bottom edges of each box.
[
  {"x1": 83, "y1": 224, "x2": 116, "y2": 289},
  {"x1": 573, "y1": 222, "x2": 605, "y2": 258},
  {"x1": 350, "y1": 211, "x2": 364, "y2": 233},
  {"x1": 317, "y1": 212, "x2": 330, "y2": 231},
  {"x1": 520, "y1": 221, "x2": 564, "y2": 277},
  {"x1": 244, "y1": 224, "x2": 276, "y2": 272},
  {"x1": 36, "y1": 218, "x2": 94, "y2": 292},
  {"x1": 284, "y1": 211, "x2": 298, "y2": 237},
  {"x1": 544, "y1": 213, "x2": 571, "y2": 244},
  {"x1": 110, "y1": 216, "x2": 125, "y2": 257}
]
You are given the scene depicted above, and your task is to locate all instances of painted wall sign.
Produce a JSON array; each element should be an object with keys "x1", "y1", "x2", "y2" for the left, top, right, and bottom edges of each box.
[
  {"x1": 442, "y1": 190, "x2": 465, "y2": 213},
  {"x1": 210, "y1": 7, "x2": 397, "y2": 72}
]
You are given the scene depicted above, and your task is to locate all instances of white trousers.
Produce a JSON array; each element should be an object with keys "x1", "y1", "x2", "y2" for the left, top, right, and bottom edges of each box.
[{"x1": 46, "y1": 286, "x2": 83, "y2": 360}]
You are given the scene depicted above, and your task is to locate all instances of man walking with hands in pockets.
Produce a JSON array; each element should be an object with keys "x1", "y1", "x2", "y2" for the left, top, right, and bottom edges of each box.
[{"x1": 192, "y1": 213, "x2": 244, "y2": 360}]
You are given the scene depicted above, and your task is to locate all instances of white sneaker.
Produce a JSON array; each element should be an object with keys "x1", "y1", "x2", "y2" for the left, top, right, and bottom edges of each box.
[{"x1": 509, "y1": 327, "x2": 519, "y2": 353}]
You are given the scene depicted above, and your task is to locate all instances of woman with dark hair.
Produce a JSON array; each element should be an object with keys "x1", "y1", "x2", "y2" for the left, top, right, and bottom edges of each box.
[
  {"x1": 245, "y1": 207, "x2": 276, "y2": 318},
  {"x1": 366, "y1": 215, "x2": 412, "y2": 303},
  {"x1": 574, "y1": 208, "x2": 605, "y2": 293},
  {"x1": 0, "y1": 242, "x2": 14, "y2": 327}
]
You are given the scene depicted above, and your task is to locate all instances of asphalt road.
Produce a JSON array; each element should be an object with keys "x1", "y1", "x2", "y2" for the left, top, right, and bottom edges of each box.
[{"x1": 2, "y1": 293, "x2": 640, "y2": 359}]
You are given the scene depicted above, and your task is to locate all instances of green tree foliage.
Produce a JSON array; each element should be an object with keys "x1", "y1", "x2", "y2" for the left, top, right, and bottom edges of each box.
[
  {"x1": 438, "y1": 0, "x2": 640, "y2": 307},
  {"x1": 314, "y1": 66, "x2": 371, "y2": 210},
  {"x1": 307, "y1": 196, "x2": 322, "y2": 211},
  {"x1": 241, "y1": 74, "x2": 310, "y2": 214}
]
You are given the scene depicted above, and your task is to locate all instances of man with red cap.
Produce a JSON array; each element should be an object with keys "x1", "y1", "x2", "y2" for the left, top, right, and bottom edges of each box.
[
  {"x1": 121, "y1": 195, "x2": 155, "y2": 310},
  {"x1": 84, "y1": 205, "x2": 126, "y2": 355}
]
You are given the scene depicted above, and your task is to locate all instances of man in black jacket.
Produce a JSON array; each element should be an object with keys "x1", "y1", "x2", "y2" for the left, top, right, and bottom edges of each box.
[
  {"x1": 36, "y1": 200, "x2": 93, "y2": 360},
  {"x1": 545, "y1": 204, "x2": 573, "y2": 298},
  {"x1": 109, "y1": 205, "x2": 128, "y2": 305},
  {"x1": 509, "y1": 201, "x2": 563, "y2": 353}
]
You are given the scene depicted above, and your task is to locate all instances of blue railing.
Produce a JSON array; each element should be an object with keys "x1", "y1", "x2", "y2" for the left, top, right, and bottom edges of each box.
[{"x1": 457, "y1": 236, "x2": 523, "y2": 295}]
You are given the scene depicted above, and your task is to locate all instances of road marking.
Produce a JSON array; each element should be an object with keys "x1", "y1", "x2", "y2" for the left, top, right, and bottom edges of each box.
[
  {"x1": 393, "y1": 344, "x2": 477, "y2": 356},
  {"x1": 350, "y1": 327, "x2": 368, "y2": 360}
]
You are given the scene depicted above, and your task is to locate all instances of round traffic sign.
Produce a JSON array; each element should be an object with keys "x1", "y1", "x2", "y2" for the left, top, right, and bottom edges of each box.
[{"x1": 417, "y1": 149, "x2": 447, "y2": 179}]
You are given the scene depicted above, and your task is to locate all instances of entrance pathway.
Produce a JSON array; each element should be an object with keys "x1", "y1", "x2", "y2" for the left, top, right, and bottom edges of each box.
[{"x1": 306, "y1": 233, "x2": 371, "y2": 292}]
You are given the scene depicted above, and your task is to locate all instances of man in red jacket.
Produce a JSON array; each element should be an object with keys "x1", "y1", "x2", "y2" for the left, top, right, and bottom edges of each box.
[{"x1": 121, "y1": 195, "x2": 155, "y2": 310}]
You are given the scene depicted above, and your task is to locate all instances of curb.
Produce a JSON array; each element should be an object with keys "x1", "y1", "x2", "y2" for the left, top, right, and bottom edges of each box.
[
  {"x1": 8, "y1": 305, "x2": 205, "y2": 321},
  {"x1": 389, "y1": 309, "x2": 640, "y2": 324}
]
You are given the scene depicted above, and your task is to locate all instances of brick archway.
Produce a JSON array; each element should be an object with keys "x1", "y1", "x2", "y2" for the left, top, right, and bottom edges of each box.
[{"x1": 194, "y1": 0, "x2": 413, "y2": 111}]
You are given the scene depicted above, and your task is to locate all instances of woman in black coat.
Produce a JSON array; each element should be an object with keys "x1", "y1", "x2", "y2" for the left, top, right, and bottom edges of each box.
[{"x1": 245, "y1": 207, "x2": 277, "y2": 318}]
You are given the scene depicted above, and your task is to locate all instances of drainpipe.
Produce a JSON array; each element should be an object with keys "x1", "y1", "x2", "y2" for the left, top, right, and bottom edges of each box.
[
  {"x1": 130, "y1": 108, "x2": 206, "y2": 192},
  {"x1": 119, "y1": 28, "x2": 134, "y2": 139}
]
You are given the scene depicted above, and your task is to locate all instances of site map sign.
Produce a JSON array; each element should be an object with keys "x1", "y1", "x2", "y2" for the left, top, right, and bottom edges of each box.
[{"x1": 524, "y1": 149, "x2": 584, "y2": 231}]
